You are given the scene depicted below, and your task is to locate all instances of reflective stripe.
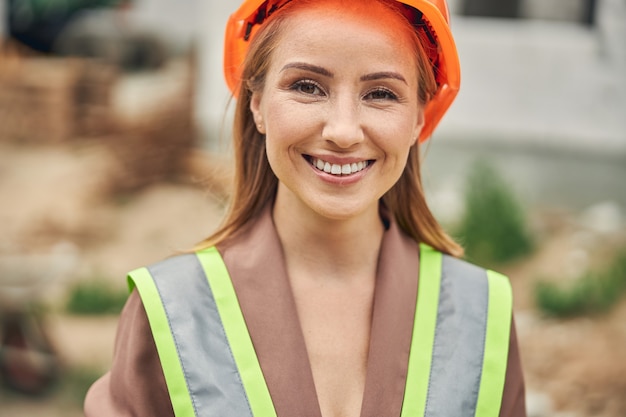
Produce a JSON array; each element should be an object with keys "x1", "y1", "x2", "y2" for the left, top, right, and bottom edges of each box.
[
  {"x1": 196, "y1": 247, "x2": 277, "y2": 417},
  {"x1": 475, "y1": 271, "x2": 512, "y2": 417},
  {"x1": 403, "y1": 245, "x2": 511, "y2": 417},
  {"x1": 130, "y1": 253, "x2": 258, "y2": 417},
  {"x1": 128, "y1": 267, "x2": 195, "y2": 417},
  {"x1": 425, "y1": 255, "x2": 489, "y2": 417},
  {"x1": 401, "y1": 244, "x2": 442, "y2": 417}
]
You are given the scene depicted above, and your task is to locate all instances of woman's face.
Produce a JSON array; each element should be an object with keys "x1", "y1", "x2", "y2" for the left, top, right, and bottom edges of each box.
[{"x1": 251, "y1": 3, "x2": 424, "y2": 223}]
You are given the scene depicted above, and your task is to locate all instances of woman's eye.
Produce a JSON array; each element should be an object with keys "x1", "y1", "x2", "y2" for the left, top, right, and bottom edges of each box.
[
  {"x1": 291, "y1": 80, "x2": 325, "y2": 96},
  {"x1": 365, "y1": 88, "x2": 398, "y2": 101}
]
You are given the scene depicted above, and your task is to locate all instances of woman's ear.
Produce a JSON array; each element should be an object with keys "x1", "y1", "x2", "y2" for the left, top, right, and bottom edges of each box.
[
  {"x1": 250, "y1": 93, "x2": 266, "y2": 134},
  {"x1": 412, "y1": 108, "x2": 425, "y2": 145}
]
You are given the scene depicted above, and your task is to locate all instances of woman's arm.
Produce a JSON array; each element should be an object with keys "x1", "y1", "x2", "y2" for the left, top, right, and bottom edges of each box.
[
  {"x1": 499, "y1": 316, "x2": 527, "y2": 417},
  {"x1": 84, "y1": 290, "x2": 174, "y2": 417}
]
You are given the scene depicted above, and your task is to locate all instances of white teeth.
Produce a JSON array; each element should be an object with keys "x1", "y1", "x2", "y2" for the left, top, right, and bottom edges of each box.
[{"x1": 311, "y1": 157, "x2": 370, "y2": 176}]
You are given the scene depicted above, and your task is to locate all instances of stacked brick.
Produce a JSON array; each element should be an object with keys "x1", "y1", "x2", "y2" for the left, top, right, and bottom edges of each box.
[
  {"x1": 0, "y1": 55, "x2": 117, "y2": 143},
  {"x1": 104, "y1": 89, "x2": 196, "y2": 194},
  {"x1": 73, "y1": 61, "x2": 118, "y2": 138},
  {"x1": 0, "y1": 51, "x2": 198, "y2": 195}
]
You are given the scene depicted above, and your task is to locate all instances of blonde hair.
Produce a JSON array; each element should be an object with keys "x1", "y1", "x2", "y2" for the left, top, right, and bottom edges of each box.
[{"x1": 196, "y1": 0, "x2": 463, "y2": 257}]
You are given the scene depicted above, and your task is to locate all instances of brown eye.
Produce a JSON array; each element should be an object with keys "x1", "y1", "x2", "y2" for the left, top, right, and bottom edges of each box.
[
  {"x1": 364, "y1": 88, "x2": 397, "y2": 101},
  {"x1": 291, "y1": 80, "x2": 325, "y2": 96}
]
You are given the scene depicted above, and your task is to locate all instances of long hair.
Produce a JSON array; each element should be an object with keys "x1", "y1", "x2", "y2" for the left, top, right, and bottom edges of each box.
[{"x1": 196, "y1": 0, "x2": 463, "y2": 257}]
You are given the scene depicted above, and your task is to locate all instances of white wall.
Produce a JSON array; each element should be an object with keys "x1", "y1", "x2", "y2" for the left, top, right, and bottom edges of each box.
[{"x1": 439, "y1": 0, "x2": 626, "y2": 156}]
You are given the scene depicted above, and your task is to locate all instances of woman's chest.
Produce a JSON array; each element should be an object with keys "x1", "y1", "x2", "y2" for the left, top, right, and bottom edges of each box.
[{"x1": 292, "y1": 283, "x2": 374, "y2": 417}]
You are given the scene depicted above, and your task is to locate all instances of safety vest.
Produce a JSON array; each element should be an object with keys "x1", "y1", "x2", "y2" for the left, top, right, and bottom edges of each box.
[{"x1": 128, "y1": 244, "x2": 512, "y2": 417}]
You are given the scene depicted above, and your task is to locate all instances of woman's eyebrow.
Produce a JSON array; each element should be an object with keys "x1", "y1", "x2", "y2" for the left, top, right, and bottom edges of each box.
[
  {"x1": 279, "y1": 64, "x2": 407, "y2": 85},
  {"x1": 360, "y1": 72, "x2": 407, "y2": 85},
  {"x1": 280, "y1": 62, "x2": 333, "y2": 77}
]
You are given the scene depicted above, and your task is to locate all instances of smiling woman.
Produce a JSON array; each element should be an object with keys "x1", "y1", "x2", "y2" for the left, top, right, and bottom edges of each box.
[
  {"x1": 84, "y1": 1, "x2": 527, "y2": 417},
  {"x1": 252, "y1": 3, "x2": 426, "y2": 225}
]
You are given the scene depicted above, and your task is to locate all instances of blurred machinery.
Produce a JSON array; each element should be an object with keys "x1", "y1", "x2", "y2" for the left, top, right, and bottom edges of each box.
[
  {"x1": 7, "y1": 0, "x2": 169, "y2": 71},
  {"x1": 0, "y1": 244, "x2": 79, "y2": 395}
]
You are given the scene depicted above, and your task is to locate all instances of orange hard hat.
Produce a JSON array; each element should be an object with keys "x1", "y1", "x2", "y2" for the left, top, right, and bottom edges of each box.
[{"x1": 224, "y1": 0, "x2": 460, "y2": 142}]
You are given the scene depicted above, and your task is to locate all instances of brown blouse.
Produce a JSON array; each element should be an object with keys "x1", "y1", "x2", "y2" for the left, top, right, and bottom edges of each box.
[{"x1": 85, "y1": 208, "x2": 526, "y2": 416}]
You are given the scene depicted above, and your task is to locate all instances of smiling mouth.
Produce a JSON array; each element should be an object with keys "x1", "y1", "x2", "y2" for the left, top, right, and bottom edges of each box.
[{"x1": 306, "y1": 156, "x2": 372, "y2": 176}]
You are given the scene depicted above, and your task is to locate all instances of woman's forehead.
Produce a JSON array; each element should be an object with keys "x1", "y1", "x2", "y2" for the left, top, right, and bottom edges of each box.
[{"x1": 267, "y1": 6, "x2": 419, "y2": 79}]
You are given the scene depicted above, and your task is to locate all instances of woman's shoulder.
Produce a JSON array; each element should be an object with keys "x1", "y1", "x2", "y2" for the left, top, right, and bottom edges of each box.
[{"x1": 84, "y1": 289, "x2": 174, "y2": 417}]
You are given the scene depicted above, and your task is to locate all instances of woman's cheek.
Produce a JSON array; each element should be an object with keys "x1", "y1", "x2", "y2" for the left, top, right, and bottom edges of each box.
[{"x1": 267, "y1": 101, "x2": 321, "y2": 141}]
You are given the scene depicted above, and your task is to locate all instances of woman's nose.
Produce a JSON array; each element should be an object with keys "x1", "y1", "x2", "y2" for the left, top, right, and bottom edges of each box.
[{"x1": 321, "y1": 95, "x2": 364, "y2": 149}]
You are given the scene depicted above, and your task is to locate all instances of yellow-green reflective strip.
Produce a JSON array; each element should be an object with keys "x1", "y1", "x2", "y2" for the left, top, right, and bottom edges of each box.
[
  {"x1": 401, "y1": 244, "x2": 442, "y2": 417},
  {"x1": 196, "y1": 247, "x2": 277, "y2": 417},
  {"x1": 127, "y1": 268, "x2": 195, "y2": 417},
  {"x1": 474, "y1": 270, "x2": 513, "y2": 417}
]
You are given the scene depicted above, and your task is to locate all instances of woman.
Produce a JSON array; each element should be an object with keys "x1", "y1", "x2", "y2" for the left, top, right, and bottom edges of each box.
[{"x1": 85, "y1": 0, "x2": 526, "y2": 416}]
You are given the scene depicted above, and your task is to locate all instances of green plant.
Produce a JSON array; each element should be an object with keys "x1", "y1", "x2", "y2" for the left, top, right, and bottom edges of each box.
[
  {"x1": 57, "y1": 366, "x2": 104, "y2": 406},
  {"x1": 66, "y1": 280, "x2": 128, "y2": 315},
  {"x1": 456, "y1": 159, "x2": 533, "y2": 267},
  {"x1": 535, "y1": 251, "x2": 626, "y2": 317}
]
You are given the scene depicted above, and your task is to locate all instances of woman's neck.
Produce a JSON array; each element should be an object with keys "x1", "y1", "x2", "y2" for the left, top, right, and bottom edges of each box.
[{"x1": 272, "y1": 190, "x2": 385, "y2": 283}]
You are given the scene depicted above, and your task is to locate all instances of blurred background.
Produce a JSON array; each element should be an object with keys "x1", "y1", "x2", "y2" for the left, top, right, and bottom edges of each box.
[{"x1": 0, "y1": 0, "x2": 624, "y2": 416}]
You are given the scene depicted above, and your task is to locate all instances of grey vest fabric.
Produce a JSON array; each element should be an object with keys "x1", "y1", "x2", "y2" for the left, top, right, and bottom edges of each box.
[
  {"x1": 144, "y1": 251, "x2": 496, "y2": 417},
  {"x1": 148, "y1": 254, "x2": 254, "y2": 417},
  {"x1": 425, "y1": 255, "x2": 489, "y2": 417}
]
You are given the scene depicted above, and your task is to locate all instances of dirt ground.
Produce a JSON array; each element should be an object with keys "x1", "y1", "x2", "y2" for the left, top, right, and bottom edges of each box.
[{"x1": 1, "y1": 140, "x2": 625, "y2": 417}]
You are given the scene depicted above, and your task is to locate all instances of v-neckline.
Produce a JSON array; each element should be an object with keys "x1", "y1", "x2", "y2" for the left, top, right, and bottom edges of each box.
[{"x1": 218, "y1": 206, "x2": 419, "y2": 417}]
